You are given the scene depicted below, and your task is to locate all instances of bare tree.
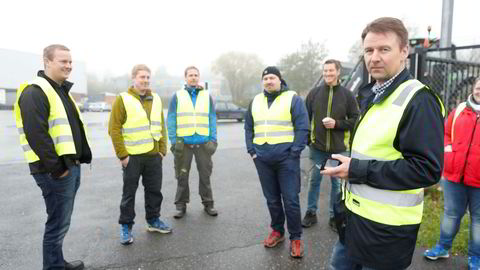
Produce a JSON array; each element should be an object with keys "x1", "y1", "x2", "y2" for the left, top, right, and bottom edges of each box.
[
  {"x1": 278, "y1": 40, "x2": 328, "y2": 95},
  {"x1": 212, "y1": 52, "x2": 264, "y2": 105}
]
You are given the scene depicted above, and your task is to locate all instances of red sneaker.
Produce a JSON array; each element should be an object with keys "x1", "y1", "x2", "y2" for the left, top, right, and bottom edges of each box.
[
  {"x1": 290, "y1": 239, "x2": 304, "y2": 258},
  {"x1": 264, "y1": 230, "x2": 285, "y2": 248}
]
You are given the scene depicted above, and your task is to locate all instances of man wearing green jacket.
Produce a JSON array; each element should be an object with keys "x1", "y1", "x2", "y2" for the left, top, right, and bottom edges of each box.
[{"x1": 108, "y1": 64, "x2": 172, "y2": 245}]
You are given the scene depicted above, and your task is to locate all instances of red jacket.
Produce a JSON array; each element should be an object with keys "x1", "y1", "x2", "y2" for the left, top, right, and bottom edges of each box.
[{"x1": 444, "y1": 102, "x2": 480, "y2": 187}]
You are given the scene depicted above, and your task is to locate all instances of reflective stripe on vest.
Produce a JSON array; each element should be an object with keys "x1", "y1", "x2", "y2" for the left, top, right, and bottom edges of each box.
[
  {"x1": 252, "y1": 90, "x2": 295, "y2": 145},
  {"x1": 347, "y1": 79, "x2": 427, "y2": 226},
  {"x1": 176, "y1": 89, "x2": 210, "y2": 137},
  {"x1": 120, "y1": 92, "x2": 163, "y2": 155},
  {"x1": 14, "y1": 77, "x2": 88, "y2": 163}
]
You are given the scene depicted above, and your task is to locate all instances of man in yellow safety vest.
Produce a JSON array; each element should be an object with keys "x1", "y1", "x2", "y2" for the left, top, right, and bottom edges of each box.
[
  {"x1": 108, "y1": 64, "x2": 171, "y2": 246},
  {"x1": 322, "y1": 17, "x2": 445, "y2": 270},
  {"x1": 14, "y1": 44, "x2": 92, "y2": 270}
]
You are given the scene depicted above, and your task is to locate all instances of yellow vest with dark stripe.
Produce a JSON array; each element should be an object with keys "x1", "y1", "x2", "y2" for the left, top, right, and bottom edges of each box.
[
  {"x1": 347, "y1": 79, "x2": 444, "y2": 226},
  {"x1": 176, "y1": 89, "x2": 210, "y2": 137},
  {"x1": 14, "y1": 77, "x2": 87, "y2": 163},
  {"x1": 120, "y1": 92, "x2": 163, "y2": 155},
  {"x1": 252, "y1": 90, "x2": 296, "y2": 145}
]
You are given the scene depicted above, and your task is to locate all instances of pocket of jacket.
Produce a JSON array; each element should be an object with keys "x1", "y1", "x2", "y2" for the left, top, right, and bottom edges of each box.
[{"x1": 444, "y1": 151, "x2": 456, "y2": 173}]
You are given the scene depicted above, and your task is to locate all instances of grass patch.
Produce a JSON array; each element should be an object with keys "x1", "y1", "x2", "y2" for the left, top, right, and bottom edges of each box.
[{"x1": 416, "y1": 185, "x2": 470, "y2": 256}]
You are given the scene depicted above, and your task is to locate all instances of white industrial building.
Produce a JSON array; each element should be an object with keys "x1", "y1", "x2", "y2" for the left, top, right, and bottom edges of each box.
[{"x1": 0, "y1": 48, "x2": 87, "y2": 109}]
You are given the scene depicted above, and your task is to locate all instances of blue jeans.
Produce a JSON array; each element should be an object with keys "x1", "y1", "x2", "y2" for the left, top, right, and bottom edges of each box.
[
  {"x1": 329, "y1": 240, "x2": 405, "y2": 270},
  {"x1": 306, "y1": 147, "x2": 345, "y2": 217},
  {"x1": 33, "y1": 165, "x2": 81, "y2": 270},
  {"x1": 438, "y1": 179, "x2": 480, "y2": 257},
  {"x1": 254, "y1": 156, "x2": 302, "y2": 240}
]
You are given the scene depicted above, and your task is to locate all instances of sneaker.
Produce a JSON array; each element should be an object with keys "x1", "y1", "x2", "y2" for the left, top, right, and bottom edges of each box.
[
  {"x1": 64, "y1": 260, "x2": 84, "y2": 270},
  {"x1": 329, "y1": 217, "x2": 337, "y2": 233},
  {"x1": 147, "y1": 218, "x2": 172, "y2": 234},
  {"x1": 204, "y1": 206, "x2": 218, "y2": 216},
  {"x1": 302, "y1": 211, "x2": 318, "y2": 228},
  {"x1": 290, "y1": 239, "x2": 304, "y2": 258},
  {"x1": 469, "y1": 256, "x2": 480, "y2": 270},
  {"x1": 424, "y1": 244, "x2": 449, "y2": 260},
  {"x1": 264, "y1": 230, "x2": 285, "y2": 248},
  {"x1": 120, "y1": 224, "x2": 133, "y2": 245}
]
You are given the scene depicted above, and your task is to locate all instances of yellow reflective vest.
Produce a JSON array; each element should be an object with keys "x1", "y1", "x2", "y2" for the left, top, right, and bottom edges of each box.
[
  {"x1": 176, "y1": 89, "x2": 210, "y2": 137},
  {"x1": 120, "y1": 92, "x2": 163, "y2": 155},
  {"x1": 252, "y1": 90, "x2": 296, "y2": 145},
  {"x1": 347, "y1": 79, "x2": 444, "y2": 226},
  {"x1": 14, "y1": 77, "x2": 87, "y2": 163}
]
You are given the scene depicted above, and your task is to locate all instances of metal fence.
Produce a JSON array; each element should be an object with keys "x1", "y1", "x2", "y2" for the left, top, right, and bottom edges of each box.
[{"x1": 410, "y1": 45, "x2": 480, "y2": 113}]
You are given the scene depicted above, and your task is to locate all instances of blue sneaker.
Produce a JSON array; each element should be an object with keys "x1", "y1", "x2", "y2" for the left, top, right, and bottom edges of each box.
[
  {"x1": 146, "y1": 218, "x2": 172, "y2": 234},
  {"x1": 424, "y1": 244, "x2": 449, "y2": 260},
  {"x1": 120, "y1": 224, "x2": 133, "y2": 245},
  {"x1": 469, "y1": 256, "x2": 480, "y2": 270}
]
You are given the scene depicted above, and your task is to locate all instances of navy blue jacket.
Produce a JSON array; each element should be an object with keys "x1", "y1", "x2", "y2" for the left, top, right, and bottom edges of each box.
[{"x1": 244, "y1": 87, "x2": 309, "y2": 163}]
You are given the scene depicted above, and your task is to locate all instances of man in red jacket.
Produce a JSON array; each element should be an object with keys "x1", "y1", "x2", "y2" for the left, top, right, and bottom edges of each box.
[{"x1": 424, "y1": 77, "x2": 480, "y2": 270}]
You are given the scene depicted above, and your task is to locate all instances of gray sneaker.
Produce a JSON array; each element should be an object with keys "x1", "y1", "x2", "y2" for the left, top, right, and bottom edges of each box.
[{"x1": 301, "y1": 211, "x2": 317, "y2": 228}]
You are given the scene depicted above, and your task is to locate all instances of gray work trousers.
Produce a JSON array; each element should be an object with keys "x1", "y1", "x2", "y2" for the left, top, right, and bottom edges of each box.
[{"x1": 174, "y1": 142, "x2": 216, "y2": 210}]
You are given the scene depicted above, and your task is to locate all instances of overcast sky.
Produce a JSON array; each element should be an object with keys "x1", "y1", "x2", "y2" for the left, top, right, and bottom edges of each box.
[{"x1": 2, "y1": 0, "x2": 479, "y2": 77}]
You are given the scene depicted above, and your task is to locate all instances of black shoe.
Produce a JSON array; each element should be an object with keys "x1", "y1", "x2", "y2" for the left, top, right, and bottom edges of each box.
[
  {"x1": 329, "y1": 217, "x2": 338, "y2": 233},
  {"x1": 301, "y1": 211, "x2": 317, "y2": 228},
  {"x1": 174, "y1": 208, "x2": 186, "y2": 219},
  {"x1": 204, "y1": 206, "x2": 218, "y2": 216},
  {"x1": 65, "y1": 260, "x2": 84, "y2": 270}
]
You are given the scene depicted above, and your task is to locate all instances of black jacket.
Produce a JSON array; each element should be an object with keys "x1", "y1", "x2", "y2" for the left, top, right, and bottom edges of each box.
[
  {"x1": 18, "y1": 71, "x2": 92, "y2": 178},
  {"x1": 345, "y1": 68, "x2": 444, "y2": 269},
  {"x1": 305, "y1": 82, "x2": 359, "y2": 153}
]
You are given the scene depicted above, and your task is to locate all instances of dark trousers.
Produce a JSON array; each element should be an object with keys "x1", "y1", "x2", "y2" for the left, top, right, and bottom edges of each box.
[
  {"x1": 33, "y1": 164, "x2": 81, "y2": 270},
  {"x1": 253, "y1": 156, "x2": 303, "y2": 240},
  {"x1": 119, "y1": 154, "x2": 163, "y2": 225},
  {"x1": 174, "y1": 143, "x2": 214, "y2": 210}
]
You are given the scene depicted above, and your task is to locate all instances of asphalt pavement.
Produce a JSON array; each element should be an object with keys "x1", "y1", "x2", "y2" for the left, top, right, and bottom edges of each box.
[{"x1": 0, "y1": 110, "x2": 467, "y2": 269}]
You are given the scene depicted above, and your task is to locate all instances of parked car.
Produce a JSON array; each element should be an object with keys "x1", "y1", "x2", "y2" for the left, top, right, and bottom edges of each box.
[
  {"x1": 88, "y1": 102, "x2": 112, "y2": 112},
  {"x1": 215, "y1": 101, "x2": 246, "y2": 122}
]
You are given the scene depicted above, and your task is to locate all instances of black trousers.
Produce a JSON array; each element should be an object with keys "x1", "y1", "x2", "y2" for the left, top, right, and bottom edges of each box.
[{"x1": 119, "y1": 154, "x2": 163, "y2": 225}]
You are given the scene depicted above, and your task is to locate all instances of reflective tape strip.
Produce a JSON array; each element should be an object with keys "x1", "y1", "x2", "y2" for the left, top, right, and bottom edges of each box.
[
  {"x1": 348, "y1": 184, "x2": 423, "y2": 207},
  {"x1": 254, "y1": 120, "x2": 293, "y2": 127},
  {"x1": 122, "y1": 125, "x2": 150, "y2": 134},
  {"x1": 124, "y1": 138, "x2": 153, "y2": 146},
  {"x1": 178, "y1": 123, "x2": 196, "y2": 128},
  {"x1": 351, "y1": 150, "x2": 387, "y2": 161},
  {"x1": 177, "y1": 123, "x2": 209, "y2": 129},
  {"x1": 53, "y1": 135, "x2": 74, "y2": 145},
  {"x1": 177, "y1": 112, "x2": 195, "y2": 117},
  {"x1": 151, "y1": 121, "x2": 162, "y2": 126},
  {"x1": 177, "y1": 112, "x2": 209, "y2": 117},
  {"x1": 392, "y1": 81, "x2": 423, "y2": 106},
  {"x1": 151, "y1": 132, "x2": 161, "y2": 138},
  {"x1": 48, "y1": 118, "x2": 69, "y2": 128},
  {"x1": 254, "y1": 131, "x2": 294, "y2": 137},
  {"x1": 22, "y1": 144, "x2": 32, "y2": 152}
]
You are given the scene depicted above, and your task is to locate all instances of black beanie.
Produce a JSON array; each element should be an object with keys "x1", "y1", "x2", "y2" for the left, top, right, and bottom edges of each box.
[{"x1": 262, "y1": 66, "x2": 282, "y2": 80}]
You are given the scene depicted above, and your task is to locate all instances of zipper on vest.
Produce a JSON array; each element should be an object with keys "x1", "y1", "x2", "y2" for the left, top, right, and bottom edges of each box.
[
  {"x1": 326, "y1": 86, "x2": 333, "y2": 151},
  {"x1": 460, "y1": 113, "x2": 479, "y2": 183}
]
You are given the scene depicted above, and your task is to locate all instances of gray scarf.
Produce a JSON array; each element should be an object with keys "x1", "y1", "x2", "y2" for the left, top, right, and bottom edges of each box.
[{"x1": 467, "y1": 94, "x2": 480, "y2": 112}]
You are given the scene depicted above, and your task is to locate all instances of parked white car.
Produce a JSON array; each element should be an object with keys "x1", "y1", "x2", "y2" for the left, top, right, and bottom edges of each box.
[{"x1": 88, "y1": 102, "x2": 112, "y2": 112}]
